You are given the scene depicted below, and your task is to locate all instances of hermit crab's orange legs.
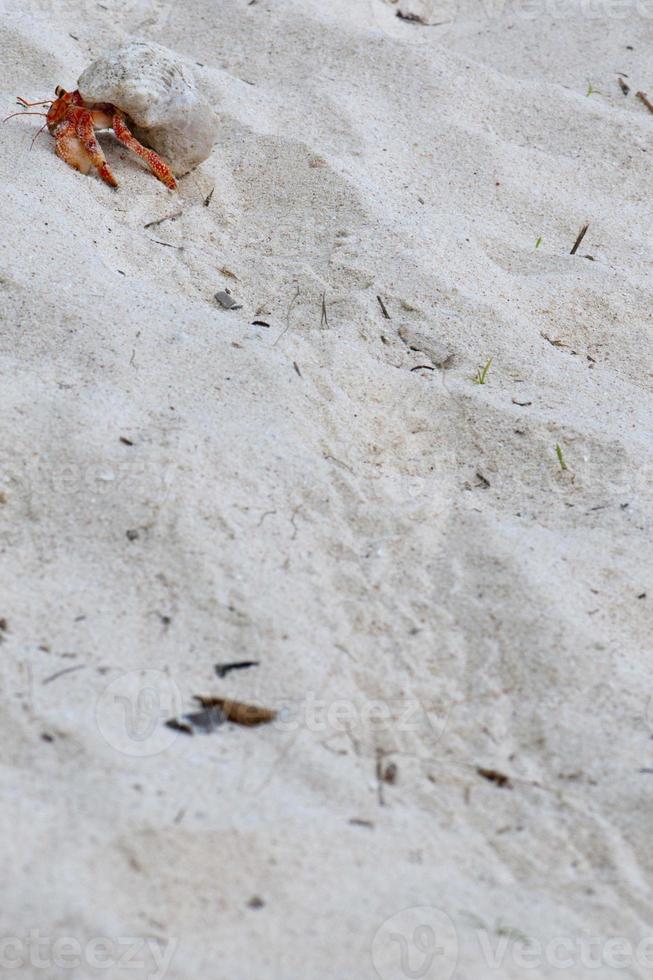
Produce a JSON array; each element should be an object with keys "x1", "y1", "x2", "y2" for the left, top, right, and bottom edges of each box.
[
  {"x1": 112, "y1": 113, "x2": 177, "y2": 190},
  {"x1": 76, "y1": 109, "x2": 118, "y2": 188}
]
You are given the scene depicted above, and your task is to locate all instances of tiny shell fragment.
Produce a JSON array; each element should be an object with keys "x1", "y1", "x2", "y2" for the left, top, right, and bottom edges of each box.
[
  {"x1": 215, "y1": 291, "x2": 242, "y2": 310},
  {"x1": 194, "y1": 696, "x2": 277, "y2": 726}
]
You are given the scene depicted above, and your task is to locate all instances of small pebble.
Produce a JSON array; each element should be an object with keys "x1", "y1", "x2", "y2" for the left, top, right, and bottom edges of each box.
[{"x1": 215, "y1": 290, "x2": 243, "y2": 311}]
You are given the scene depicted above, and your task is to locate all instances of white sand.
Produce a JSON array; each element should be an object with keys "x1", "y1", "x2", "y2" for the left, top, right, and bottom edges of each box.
[{"x1": 1, "y1": 0, "x2": 653, "y2": 977}]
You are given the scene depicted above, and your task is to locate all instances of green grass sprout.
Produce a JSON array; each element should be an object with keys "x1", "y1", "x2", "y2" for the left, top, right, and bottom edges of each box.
[{"x1": 473, "y1": 357, "x2": 493, "y2": 385}]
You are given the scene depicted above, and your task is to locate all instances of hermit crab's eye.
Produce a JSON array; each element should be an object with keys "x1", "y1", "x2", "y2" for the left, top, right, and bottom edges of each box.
[{"x1": 55, "y1": 86, "x2": 64, "y2": 98}]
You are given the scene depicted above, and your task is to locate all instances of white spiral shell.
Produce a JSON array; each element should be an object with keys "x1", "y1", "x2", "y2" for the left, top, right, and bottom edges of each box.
[{"x1": 78, "y1": 41, "x2": 219, "y2": 176}]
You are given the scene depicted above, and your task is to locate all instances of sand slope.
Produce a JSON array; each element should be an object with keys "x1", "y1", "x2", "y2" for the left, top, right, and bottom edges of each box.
[{"x1": 1, "y1": 0, "x2": 653, "y2": 977}]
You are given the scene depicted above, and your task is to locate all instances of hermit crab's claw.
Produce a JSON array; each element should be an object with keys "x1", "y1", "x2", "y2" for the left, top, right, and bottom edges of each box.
[{"x1": 54, "y1": 119, "x2": 94, "y2": 177}]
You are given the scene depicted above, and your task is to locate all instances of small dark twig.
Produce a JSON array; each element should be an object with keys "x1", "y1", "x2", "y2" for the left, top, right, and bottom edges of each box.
[
  {"x1": 375, "y1": 749, "x2": 386, "y2": 806},
  {"x1": 477, "y1": 767, "x2": 513, "y2": 789},
  {"x1": 273, "y1": 286, "x2": 300, "y2": 347},
  {"x1": 375, "y1": 748, "x2": 397, "y2": 805},
  {"x1": 215, "y1": 660, "x2": 259, "y2": 678},
  {"x1": 617, "y1": 77, "x2": 630, "y2": 96},
  {"x1": 636, "y1": 90, "x2": 653, "y2": 114},
  {"x1": 570, "y1": 223, "x2": 589, "y2": 255},
  {"x1": 396, "y1": 9, "x2": 427, "y2": 22},
  {"x1": 321, "y1": 291, "x2": 329, "y2": 328},
  {"x1": 42, "y1": 665, "x2": 86, "y2": 685},
  {"x1": 376, "y1": 295, "x2": 391, "y2": 319},
  {"x1": 144, "y1": 211, "x2": 182, "y2": 229}
]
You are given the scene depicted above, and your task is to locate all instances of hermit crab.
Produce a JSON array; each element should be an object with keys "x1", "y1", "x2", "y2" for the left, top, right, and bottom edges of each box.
[
  {"x1": 6, "y1": 87, "x2": 177, "y2": 189},
  {"x1": 5, "y1": 41, "x2": 219, "y2": 190}
]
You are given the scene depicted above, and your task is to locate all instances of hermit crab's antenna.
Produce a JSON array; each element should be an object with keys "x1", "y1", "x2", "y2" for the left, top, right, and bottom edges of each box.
[
  {"x1": 3, "y1": 94, "x2": 53, "y2": 124},
  {"x1": 2, "y1": 111, "x2": 49, "y2": 123},
  {"x1": 2, "y1": 101, "x2": 50, "y2": 153},
  {"x1": 29, "y1": 122, "x2": 49, "y2": 149}
]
